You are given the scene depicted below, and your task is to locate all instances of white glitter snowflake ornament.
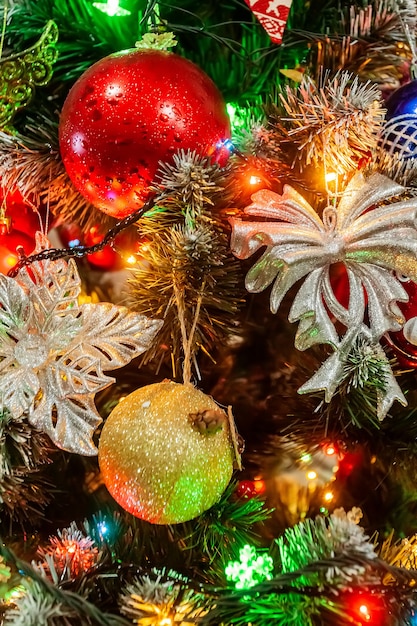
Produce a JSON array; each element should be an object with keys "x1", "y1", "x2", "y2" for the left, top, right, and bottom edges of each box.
[
  {"x1": 0, "y1": 234, "x2": 162, "y2": 455},
  {"x1": 230, "y1": 172, "x2": 417, "y2": 418}
]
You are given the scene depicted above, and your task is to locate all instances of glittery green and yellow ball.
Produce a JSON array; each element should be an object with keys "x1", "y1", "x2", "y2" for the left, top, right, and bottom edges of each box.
[{"x1": 98, "y1": 381, "x2": 235, "y2": 524}]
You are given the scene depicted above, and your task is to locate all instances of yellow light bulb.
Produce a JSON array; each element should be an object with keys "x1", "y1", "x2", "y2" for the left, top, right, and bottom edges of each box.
[{"x1": 325, "y1": 172, "x2": 337, "y2": 183}]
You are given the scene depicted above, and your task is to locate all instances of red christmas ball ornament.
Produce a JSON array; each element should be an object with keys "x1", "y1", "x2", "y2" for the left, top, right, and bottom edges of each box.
[
  {"x1": 84, "y1": 225, "x2": 121, "y2": 271},
  {"x1": 329, "y1": 262, "x2": 350, "y2": 309},
  {"x1": 386, "y1": 276, "x2": 417, "y2": 367},
  {"x1": 0, "y1": 187, "x2": 41, "y2": 238},
  {"x1": 236, "y1": 479, "x2": 266, "y2": 499},
  {"x1": 59, "y1": 48, "x2": 231, "y2": 219},
  {"x1": 0, "y1": 229, "x2": 36, "y2": 274}
]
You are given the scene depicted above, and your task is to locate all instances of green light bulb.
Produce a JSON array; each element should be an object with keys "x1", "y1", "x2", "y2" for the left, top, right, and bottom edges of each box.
[
  {"x1": 225, "y1": 544, "x2": 274, "y2": 590},
  {"x1": 92, "y1": 0, "x2": 130, "y2": 17}
]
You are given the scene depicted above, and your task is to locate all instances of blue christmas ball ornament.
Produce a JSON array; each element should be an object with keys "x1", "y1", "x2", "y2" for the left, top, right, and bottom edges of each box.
[
  {"x1": 380, "y1": 81, "x2": 417, "y2": 159},
  {"x1": 386, "y1": 80, "x2": 417, "y2": 118}
]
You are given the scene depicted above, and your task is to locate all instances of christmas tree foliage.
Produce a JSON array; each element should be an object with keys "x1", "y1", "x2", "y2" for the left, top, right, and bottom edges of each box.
[{"x1": 4, "y1": 0, "x2": 417, "y2": 624}]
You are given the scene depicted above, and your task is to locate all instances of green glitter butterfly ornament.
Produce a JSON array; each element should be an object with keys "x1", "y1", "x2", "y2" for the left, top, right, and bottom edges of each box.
[
  {"x1": 0, "y1": 20, "x2": 58, "y2": 129},
  {"x1": 230, "y1": 172, "x2": 417, "y2": 419}
]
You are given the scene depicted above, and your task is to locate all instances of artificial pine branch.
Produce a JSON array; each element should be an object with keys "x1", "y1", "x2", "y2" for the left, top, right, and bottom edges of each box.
[
  {"x1": 267, "y1": 72, "x2": 384, "y2": 174},
  {"x1": 306, "y1": 0, "x2": 414, "y2": 86},
  {"x1": 0, "y1": 545, "x2": 130, "y2": 626},
  {"x1": 372, "y1": 151, "x2": 417, "y2": 187},
  {"x1": 348, "y1": 0, "x2": 416, "y2": 41},
  {"x1": 3, "y1": 582, "x2": 78, "y2": 626},
  {"x1": 119, "y1": 571, "x2": 206, "y2": 625},
  {"x1": 180, "y1": 481, "x2": 271, "y2": 567},
  {"x1": 36, "y1": 523, "x2": 100, "y2": 583},
  {"x1": 152, "y1": 150, "x2": 230, "y2": 225},
  {"x1": 4, "y1": 0, "x2": 293, "y2": 103},
  {"x1": 129, "y1": 220, "x2": 243, "y2": 377},
  {"x1": 128, "y1": 151, "x2": 244, "y2": 377},
  {"x1": 200, "y1": 555, "x2": 417, "y2": 625},
  {"x1": 0, "y1": 470, "x2": 53, "y2": 529},
  {"x1": 0, "y1": 410, "x2": 54, "y2": 528}
]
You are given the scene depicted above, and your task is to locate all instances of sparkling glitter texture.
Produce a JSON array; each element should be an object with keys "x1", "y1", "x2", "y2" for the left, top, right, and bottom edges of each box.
[
  {"x1": 59, "y1": 49, "x2": 231, "y2": 218},
  {"x1": 98, "y1": 381, "x2": 235, "y2": 524},
  {"x1": 0, "y1": 233, "x2": 163, "y2": 455}
]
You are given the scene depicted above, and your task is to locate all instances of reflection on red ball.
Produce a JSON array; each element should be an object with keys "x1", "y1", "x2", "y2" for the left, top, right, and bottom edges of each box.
[{"x1": 59, "y1": 49, "x2": 231, "y2": 219}]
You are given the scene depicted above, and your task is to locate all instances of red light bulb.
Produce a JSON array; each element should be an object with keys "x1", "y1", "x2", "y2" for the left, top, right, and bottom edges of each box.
[{"x1": 341, "y1": 590, "x2": 388, "y2": 626}]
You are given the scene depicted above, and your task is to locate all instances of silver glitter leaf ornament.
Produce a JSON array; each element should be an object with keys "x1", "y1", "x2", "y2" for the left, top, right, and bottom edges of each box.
[
  {"x1": 0, "y1": 234, "x2": 163, "y2": 455},
  {"x1": 230, "y1": 172, "x2": 417, "y2": 418}
]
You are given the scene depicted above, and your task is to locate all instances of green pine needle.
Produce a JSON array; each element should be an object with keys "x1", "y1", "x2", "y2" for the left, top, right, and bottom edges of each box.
[{"x1": 182, "y1": 481, "x2": 272, "y2": 565}]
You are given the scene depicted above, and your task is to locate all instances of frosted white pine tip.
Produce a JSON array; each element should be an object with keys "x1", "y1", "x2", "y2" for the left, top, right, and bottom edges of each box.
[
  {"x1": 329, "y1": 508, "x2": 376, "y2": 561},
  {"x1": 3, "y1": 582, "x2": 75, "y2": 626}
]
